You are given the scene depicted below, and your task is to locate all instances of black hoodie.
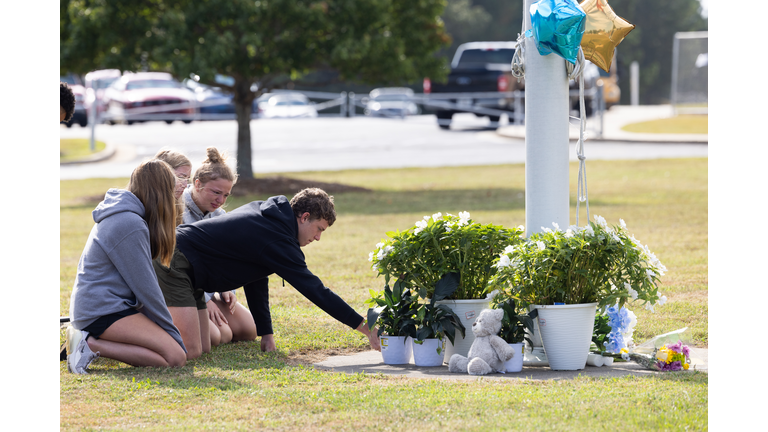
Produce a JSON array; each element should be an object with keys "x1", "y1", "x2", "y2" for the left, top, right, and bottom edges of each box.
[{"x1": 175, "y1": 196, "x2": 363, "y2": 330}]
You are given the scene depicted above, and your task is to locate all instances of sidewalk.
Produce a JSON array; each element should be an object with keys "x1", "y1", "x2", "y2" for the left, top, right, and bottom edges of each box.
[
  {"x1": 497, "y1": 104, "x2": 708, "y2": 144},
  {"x1": 313, "y1": 348, "x2": 708, "y2": 381}
]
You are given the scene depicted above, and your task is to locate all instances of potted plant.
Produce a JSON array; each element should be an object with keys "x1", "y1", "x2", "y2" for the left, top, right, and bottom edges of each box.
[
  {"x1": 369, "y1": 211, "x2": 524, "y2": 358},
  {"x1": 365, "y1": 280, "x2": 419, "y2": 365},
  {"x1": 410, "y1": 274, "x2": 467, "y2": 366},
  {"x1": 494, "y1": 298, "x2": 537, "y2": 372},
  {"x1": 490, "y1": 216, "x2": 667, "y2": 370}
]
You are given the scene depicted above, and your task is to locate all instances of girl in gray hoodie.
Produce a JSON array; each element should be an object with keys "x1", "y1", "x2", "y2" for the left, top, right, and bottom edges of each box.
[{"x1": 66, "y1": 160, "x2": 187, "y2": 373}]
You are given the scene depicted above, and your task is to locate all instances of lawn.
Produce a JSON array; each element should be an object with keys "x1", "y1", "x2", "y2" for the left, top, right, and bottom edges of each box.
[
  {"x1": 60, "y1": 138, "x2": 107, "y2": 163},
  {"x1": 60, "y1": 158, "x2": 708, "y2": 430},
  {"x1": 621, "y1": 115, "x2": 708, "y2": 134}
]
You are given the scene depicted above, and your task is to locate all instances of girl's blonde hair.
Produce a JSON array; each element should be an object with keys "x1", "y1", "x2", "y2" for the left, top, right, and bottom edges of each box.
[
  {"x1": 153, "y1": 148, "x2": 192, "y2": 171},
  {"x1": 193, "y1": 147, "x2": 238, "y2": 186},
  {"x1": 127, "y1": 160, "x2": 177, "y2": 266},
  {"x1": 153, "y1": 149, "x2": 191, "y2": 226}
]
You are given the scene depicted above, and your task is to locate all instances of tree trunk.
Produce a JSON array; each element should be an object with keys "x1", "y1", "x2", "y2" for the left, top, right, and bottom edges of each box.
[{"x1": 233, "y1": 78, "x2": 255, "y2": 182}]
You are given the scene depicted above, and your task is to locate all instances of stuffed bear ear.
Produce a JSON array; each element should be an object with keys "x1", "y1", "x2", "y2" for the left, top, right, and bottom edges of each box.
[{"x1": 493, "y1": 309, "x2": 504, "y2": 321}]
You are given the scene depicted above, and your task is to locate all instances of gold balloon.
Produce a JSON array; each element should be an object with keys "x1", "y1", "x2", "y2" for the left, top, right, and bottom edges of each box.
[{"x1": 579, "y1": 0, "x2": 635, "y2": 72}]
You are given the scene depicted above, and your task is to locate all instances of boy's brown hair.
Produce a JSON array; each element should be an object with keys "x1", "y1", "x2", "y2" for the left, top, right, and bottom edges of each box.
[{"x1": 289, "y1": 188, "x2": 336, "y2": 226}]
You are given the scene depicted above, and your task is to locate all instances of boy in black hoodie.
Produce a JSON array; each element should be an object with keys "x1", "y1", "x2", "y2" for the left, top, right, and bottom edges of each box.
[{"x1": 168, "y1": 188, "x2": 381, "y2": 352}]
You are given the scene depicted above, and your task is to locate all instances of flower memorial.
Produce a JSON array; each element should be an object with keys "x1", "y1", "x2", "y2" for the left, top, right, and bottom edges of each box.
[
  {"x1": 369, "y1": 212, "x2": 524, "y2": 300},
  {"x1": 490, "y1": 215, "x2": 667, "y2": 309},
  {"x1": 619, "y1": 340, "x2": 692, "y2": 371},
  {"x1": 592, "y1": 303, "x2": 637, "y2": 357}
]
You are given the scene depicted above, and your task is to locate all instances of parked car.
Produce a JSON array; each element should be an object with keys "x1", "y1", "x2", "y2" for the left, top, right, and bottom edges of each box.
[
  {"x1": 424, "y1": 41, "x2": 520, "y2": 129},
  {"x1": 60, "y1": 74, "x2": 87, "y2": 127},
  {"x1": 258, "y1": 93, "x2": 317, "y2": 119},
  {"x1": 84, "y1": 69, "x2": 122, "y2": 123},
  {"x1": 102, "y1": 72, "x2": 197, "y2": 125},
  {"x1": 183, "y1": 77, "x2": 261, "y2": 118},
  {"x1": 364, "y1": 87, "x2": 420, "y2": 118}
]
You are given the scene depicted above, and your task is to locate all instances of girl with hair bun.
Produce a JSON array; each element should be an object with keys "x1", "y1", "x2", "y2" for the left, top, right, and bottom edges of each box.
[
  {"x1": 171, "y1": 147, "x2": 258, "y2": 350},
  {"x1": 66, "y1": 160, "x2": 187, "y2": 374}
]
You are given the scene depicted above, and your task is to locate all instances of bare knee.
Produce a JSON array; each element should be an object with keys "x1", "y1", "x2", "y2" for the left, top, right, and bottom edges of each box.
[{"x1": 167, "y1": 348, "x2": 187, "y2": 367}]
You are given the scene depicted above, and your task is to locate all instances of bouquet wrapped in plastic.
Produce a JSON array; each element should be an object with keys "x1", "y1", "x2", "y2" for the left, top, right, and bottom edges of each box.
[{"x1": 610, "y1": 328, "x2": 705, "y2": 371}]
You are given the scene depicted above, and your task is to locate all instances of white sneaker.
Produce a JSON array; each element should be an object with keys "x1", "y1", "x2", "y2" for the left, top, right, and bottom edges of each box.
[{"x1": 66, "y1": 327, "x2": 99, "y2": 374}]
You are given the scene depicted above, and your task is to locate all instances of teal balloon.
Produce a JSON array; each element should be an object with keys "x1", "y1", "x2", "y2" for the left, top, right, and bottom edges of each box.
[{"x1": 529, "y1": 0, "x2": 586, "y2": 64}]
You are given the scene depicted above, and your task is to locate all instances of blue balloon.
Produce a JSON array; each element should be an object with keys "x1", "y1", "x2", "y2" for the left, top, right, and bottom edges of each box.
[{"x1": 529, "y1": 0, "x2": 586, "y2": 64}]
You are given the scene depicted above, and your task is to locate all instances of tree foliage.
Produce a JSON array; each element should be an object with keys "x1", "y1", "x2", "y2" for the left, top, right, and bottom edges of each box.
[{"x1": 60, "y1": 0, "x2": 451, "y2": 180}]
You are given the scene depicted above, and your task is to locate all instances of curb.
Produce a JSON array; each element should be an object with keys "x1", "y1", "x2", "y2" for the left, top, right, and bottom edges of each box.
[{"x1": 60, "y1": 142, "x2": 116, "y2": 165}]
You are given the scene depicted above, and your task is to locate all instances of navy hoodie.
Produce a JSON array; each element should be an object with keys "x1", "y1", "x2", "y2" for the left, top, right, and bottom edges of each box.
[
  {"x1": 69, "y1": 189, "x2": 186, "y2": 352},
  {"x1": 175, "y1": 196, "x2": 363, "y2": 330}
]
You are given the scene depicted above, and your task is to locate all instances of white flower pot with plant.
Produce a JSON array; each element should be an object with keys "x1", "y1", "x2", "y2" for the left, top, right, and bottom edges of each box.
[
  {"x1": 494, "y1": 298, "x2": 536, "y2": 373},
  {"x1": 490, "y1": 217, "x2": 667, "y2": 371},
  {"x1": 365, "y1": 281, "x2": 419, "y2": 365},
  {"x1": 410, "y1": 281, "x2": 465, "y2": 366},
  {"x1": 369, "y1": 212, "x2": 524, "y2": 359}
]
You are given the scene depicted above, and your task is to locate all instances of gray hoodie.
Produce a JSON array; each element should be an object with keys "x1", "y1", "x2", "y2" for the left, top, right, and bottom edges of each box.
[{"x1": 69, "y1": 189, "x2": 186, "y2": 352}]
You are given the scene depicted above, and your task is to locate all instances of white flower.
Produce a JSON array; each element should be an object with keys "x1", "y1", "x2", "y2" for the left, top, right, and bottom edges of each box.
[
  {"x1": 372, "y1": 263, "x2": 379, "y2": 272},
  {"x1": 459, "y1": 211, "x2": 470, "y2": 222},
  {"x1": 445, "y1": 226, "x2": 452, "y2": 232},
  {"x1": 564, "y1": 229, "x2": 574, "y2": 238},
  {"x1": 646, "y1": 269, "x2": 656, "y2": 281},
  {"x1": 541, "y1": 226, "x2": 552, "y2": 233},
  {"x1": 536, "y1": 241, "x2": 546, "y2": 251},
  {"x1": 611, "y1": 233, "x2": 624, "y2": 245},
  {"x1": 517, "y1": 225, "x2": 525, "y2": 231},
  {"x1": 584, "y1": 225, "x2": 594, "y2": 236},
  {"x1": 552, "y1": 222, "x2": 560, "y2": 231},
  {"x1": 414, "y1": 219, "x2": 428, "y2": 234},
  {"x1": 594, "y1": 215, "x2": 607, "y2": 228},
  {"x1": 619, "y1": 219, "x2": 627, "y2": 229},
  {"x1": 645, "y1": 302, "x2": 655, "y2": 312},
  {"x1": 503, "y1": 245, "x2": 516, "y2": 254},
  {"x1": 368, "y1": 251, "x2": 374, "y2": 262},
  {"x1": 496, "y1": 254, "x2": 511, "y2": 268},
  {"x1": 657, "y1": 295, "x2": 667, "y2": 306},
  {"x1": 625, "y1": 283, "x2": 638, "y2": 300},
  {"x1": 432, "y1": 212, "x2": 442, "y2": 222}
]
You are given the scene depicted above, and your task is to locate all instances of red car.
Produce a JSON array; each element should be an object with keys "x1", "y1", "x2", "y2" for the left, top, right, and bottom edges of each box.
[
  {"x1": 84, "y1": 69, "x2": 122, "y2": 123},
  {"x1": 102, "y1": 72, "x2": 197, "y2": 125}
]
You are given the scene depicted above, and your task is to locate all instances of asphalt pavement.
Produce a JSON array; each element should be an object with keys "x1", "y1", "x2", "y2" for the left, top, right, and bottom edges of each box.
[{"x1": 59, "y1": 104, "x2": 707, "y2": 179}]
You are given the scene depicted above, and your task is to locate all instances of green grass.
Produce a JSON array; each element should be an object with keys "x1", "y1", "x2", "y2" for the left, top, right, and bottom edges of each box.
[
  {"x1": 60, "y1": 159, "x2": 708, "y2": 430},
  {"x1": 60, "y1": 138, "x2": 107, "y2": 162},
  {"x1": 621, "y1": 115, "x2": 708, "y2": 134}
]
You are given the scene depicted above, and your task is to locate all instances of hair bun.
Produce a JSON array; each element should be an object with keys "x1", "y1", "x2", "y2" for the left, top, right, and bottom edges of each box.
[{"x1": 205, "y1": 147, "x2": 225, "y2": 164}]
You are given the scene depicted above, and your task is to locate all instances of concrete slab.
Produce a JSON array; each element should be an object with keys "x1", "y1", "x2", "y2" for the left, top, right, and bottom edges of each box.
[{"x1": 313, "y1": 349, "x2": 708, "y2": 381}]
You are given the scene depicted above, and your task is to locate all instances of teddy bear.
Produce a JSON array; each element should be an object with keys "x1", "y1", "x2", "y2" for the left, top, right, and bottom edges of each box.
[{"x1": 448, "y1": 308, "x2": 515, "y2": 375}]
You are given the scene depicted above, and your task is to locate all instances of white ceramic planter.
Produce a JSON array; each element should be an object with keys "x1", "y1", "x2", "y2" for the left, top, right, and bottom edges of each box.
[
  {"x1": 435, "y1": 298, "x2": 490, "y2": 361},
  {"x1": 504, "y1": 343, "x2": 525, "y2": 372},
  {"x1": 412, "y1": 338, "x2": 446, "y2": 367},
  {"x1": 379, "y1": 335, "x2": 412, "y2": 365},
  {"x1": 533, "y1": 303, "x2": 598, "y2": 371}
]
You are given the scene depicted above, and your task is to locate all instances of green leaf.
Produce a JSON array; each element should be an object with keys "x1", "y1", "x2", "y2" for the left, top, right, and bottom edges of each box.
[{"x1": 432, "y1": 272, "x2": 460, "y2": 303}]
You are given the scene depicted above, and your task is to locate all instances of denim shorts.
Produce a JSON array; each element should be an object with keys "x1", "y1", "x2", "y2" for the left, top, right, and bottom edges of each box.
[{"x1": 153, "y1": 248, "x2": 206, "y2": 310}]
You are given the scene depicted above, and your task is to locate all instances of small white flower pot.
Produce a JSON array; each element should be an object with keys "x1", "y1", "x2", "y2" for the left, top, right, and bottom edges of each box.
[
  {"x1": 504, "y1": 343, "x2": 525, "y2": 372},
  {"x1": 412, "y1": 338, "x2": 446, "y2": 367},
  {"x1": 380, "y1": 335, "x2": 412, "y2": 365},
  {"x1": 586, "y1": 353, "x2": 604, "y2": 367}
]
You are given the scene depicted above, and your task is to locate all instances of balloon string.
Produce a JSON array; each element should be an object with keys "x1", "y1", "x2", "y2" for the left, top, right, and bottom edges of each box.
[
  {"x1": 573, "y1": 47, "x2": 590, "y2": 227},
  {"x1": 511, "y1": 32, "x2": 526, "y2": 81}
]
